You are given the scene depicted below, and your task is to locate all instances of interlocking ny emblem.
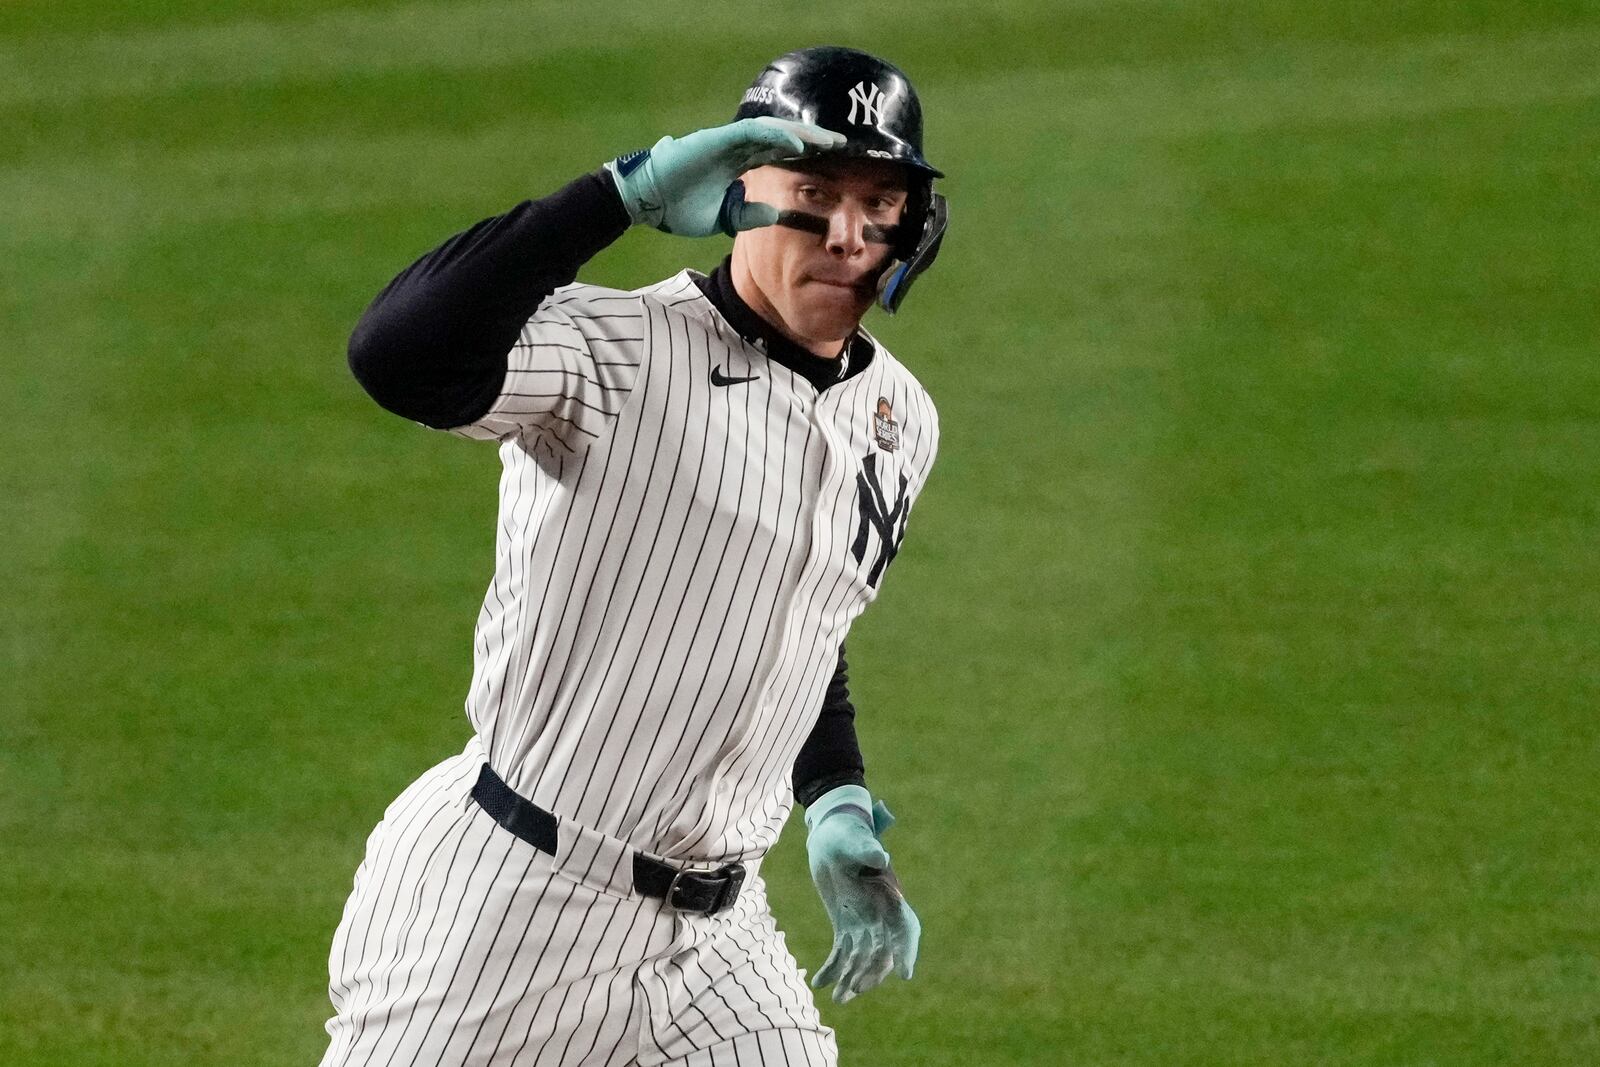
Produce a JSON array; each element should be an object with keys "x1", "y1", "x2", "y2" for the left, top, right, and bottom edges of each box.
[
  {"x1": 851, "y1": 453, "x2": 910, "y2": 588},
  {"x1": 846, "y1": 81, "x2": 886, "y2": 126}
]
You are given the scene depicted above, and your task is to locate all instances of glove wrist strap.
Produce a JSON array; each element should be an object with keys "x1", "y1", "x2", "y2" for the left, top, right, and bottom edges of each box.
[
  {"x1": 605, "y1": 148, "x2": 658, "y2": 227},
  {"x1": 804, "y1": 783, "x2": 873, "y2": 833}
]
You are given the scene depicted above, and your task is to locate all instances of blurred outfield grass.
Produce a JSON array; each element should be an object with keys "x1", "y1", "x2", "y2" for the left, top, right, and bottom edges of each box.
[{"x1": 3, "y1": 1, "x2": 1600, "y2": 1064}]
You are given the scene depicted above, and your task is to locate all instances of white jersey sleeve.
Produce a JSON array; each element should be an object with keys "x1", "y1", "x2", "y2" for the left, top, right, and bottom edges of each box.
[{"x1": 449, "y1": 286, "x2": 647, "y2": 452}]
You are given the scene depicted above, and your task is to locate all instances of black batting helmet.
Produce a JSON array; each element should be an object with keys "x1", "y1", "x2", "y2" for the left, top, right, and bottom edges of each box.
[{"x1": 733, "y1": 46, "x2": 949, "y2": 314}]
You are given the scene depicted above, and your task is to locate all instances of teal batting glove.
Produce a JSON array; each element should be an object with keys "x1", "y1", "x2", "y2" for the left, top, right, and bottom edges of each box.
[
  {"x1": 804, "y1": 784, "x2": 921, "y2": 1004},
  {"x1": 605, "y1": 117, "x2": 845, "y2": 237}
]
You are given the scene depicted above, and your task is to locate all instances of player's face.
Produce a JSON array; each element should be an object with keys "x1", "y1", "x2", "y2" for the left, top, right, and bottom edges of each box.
[{"x1": 731, "y1": 159, "x2": 909, "y2": 358}]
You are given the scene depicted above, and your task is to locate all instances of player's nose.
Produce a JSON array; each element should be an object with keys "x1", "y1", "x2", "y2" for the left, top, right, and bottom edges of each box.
[{"x1": 823, "y1": 206, "x2": 868, "y2": 259}]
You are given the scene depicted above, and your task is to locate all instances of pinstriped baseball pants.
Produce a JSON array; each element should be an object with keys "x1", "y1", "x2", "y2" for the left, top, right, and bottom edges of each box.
[{"x1": 320, "y1": 740, "x2": 836, "y2": 1067}]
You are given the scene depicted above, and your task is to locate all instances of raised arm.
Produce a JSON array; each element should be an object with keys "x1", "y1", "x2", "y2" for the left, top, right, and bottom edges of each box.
[{"x1": 347, "y1": 118, "x2": 844, "y2": 438}]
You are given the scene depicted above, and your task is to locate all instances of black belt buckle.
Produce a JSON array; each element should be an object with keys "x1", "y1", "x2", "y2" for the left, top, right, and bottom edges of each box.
[
  {"x1": 711, "y1": 862, "x2": 746, "y2": 914},
  {"x1": 665, "y1": 861, "x2": 747, "y2": 915}
]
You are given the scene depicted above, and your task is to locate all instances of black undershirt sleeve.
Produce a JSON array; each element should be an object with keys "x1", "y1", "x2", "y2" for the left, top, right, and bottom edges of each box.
[
  {"x1": 347, "y1": 170, "x2": 632, "y2": 429},
  {"x1": 793, "y1": 645, "x2": 868, "y2": 808}
]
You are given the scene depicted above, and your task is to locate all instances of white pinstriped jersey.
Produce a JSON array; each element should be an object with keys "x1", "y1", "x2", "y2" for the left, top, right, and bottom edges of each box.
[{"x1": 446, "y1": 269, "x2": 938, "y2": 866}]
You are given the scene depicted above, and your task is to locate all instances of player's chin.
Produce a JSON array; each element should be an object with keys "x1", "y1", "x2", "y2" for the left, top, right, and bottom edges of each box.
[{"x1": 802, "y1": 280, "x2": 873, "y2": 327}]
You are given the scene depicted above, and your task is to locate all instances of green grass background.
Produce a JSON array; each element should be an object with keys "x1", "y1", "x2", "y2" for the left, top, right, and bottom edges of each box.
[{"x1": 4, "y1": 1, "x2": 1599, "y2": 1063}]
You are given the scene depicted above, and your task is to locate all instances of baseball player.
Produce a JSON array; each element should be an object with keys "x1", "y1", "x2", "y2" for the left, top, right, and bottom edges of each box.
[{"x1": 321, "y1": 45, "x2": 949, "y2": 1067}]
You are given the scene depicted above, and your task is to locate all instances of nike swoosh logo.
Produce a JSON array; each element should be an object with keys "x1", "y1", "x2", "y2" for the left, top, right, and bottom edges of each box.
[{"x1": 711, "y1": 366, "x2": 759, "y2": 387}]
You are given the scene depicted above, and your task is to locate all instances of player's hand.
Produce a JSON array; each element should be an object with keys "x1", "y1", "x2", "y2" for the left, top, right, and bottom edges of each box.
[
  {"x1": 606, "y1": 118, "x2": 845, "y2": 238},
  {"x1": 804, "y1": 785, "x2": 920, "y2": 1004}
]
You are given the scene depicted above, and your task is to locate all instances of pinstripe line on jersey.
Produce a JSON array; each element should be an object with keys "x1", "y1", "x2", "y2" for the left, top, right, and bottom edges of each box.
[
  {"x1": 670, "y1": 952, "x2": 737, "y2": 1046},
  {"x1": 661, "y1": 280, "x2": 707, "y2": 314},
  {"x1": 464, "y1": 812, "x2": 629, "y2": 1060},
  {"x1": 480, "y1": 444, "x2": 566, "y2": 761},
  {"x1": 704, "y1": 937, "x2": 779, "y2": 1033},
  {"x1": 500, "y1": 408, "x2": 603, "y2": 437},
  {"x1": 559, "y1": 315, "x2": 728, "y2": 824},
  {"x1": 657, "y1": 1027, "x2": 837, "y2": 1067},
  {"x1": 612, "y1": 331, "x2": 763, "y2": 838},
  {"x1": 329, "y1": 780, "x2": 480, "y2": 1062},
  {"x1": 627, "y1": 292, "x2": 799, "y2": 852},
  {"x1": 610, "y1": 972, "x2": 658, "y2": 1067},
  {"x1": 725, "y1": 905, "x2": 796, "y2": 1033},
  {"x1": 399, "y1": 855, "x2": 565, "y2": 1066},
  {"x1": 374, "y1": 832, "x2": 533, "y2": 1065},
  {"x1": 485, "y1": 447, "x2": 592, "y2": 769},
  {"x1": 469, "y1": 468, "x2": 516, "y2": 732},
  {"x1": 679, "y1": 981, "x2": 732, "y2": 1046},
  {"x1": 508, "y1": 366, "x2": 629, "y2": 391},
  {"x1": 491, "y1": 369, "x2": 636, "y2": 769},
  {"x1": 510, "y1": 896, "x2": 644, "y2": 1066},
  {"x1": 742, "y1": 365, "x2": 891, "y2": 835},
  {"x1": 767, "y1": 362, "x2": 890, "y2": 709},
  {"x1": 556, "y1": 300, "x2": 726, "y2": 825},
  {"x1": 536, "y1": 893, "x2": 664, "y2": 1067},
  {"x1": 711, "y1": 351, "x2": 932, "y2": 856},
  {"x1": 527, "y1": 970, "x2": 616, "y2": 1067},
  {"x1": 533, "y1": 282, "x2": 716, "y2": 827},
  {"x1": 470, "y1": 447, "x2": 519, "y2": 737},
  {"x1": 532, "y1": 304, "x2": 646, "y2": 333},
  {"x1": 499, "y1": 393, "x2": 620, "y2": 420},
  {"x1": 335, "y1": 760, "x2": 480, "y2": 1015},
  {"x1": 349, "y1": 807, "x2": 486, "y2": 1061},
  {"x1": 642, "y1": 375, "x2": 799, "y2": 854},
  {"x1": 786, "y1": 1030, "x2": 816, "y2": 1066},
  {"x1": 472, "y1": 442, "x2": 548, "y2": 740},
  {"x1": 547, "y1": 293, "x2": 636, "y2": 305},
  {"x1": 519, "y1": 341, "x2": 593, "y2": 354},
  {"x1": 712, "y1": 423, "x2": 839, "y2": 849},
  {"x1": 519, "y1": 299, "x2": 681, "y2": 802},
  {"x1": 643, "y1": 959, "x2": 705, "y2": 1058},
  {"x1": 687, "y1": 950, "x2": 751, "y2": 1039},
  {"x1": 715, "y1": 360, "x2": 887, "y2": 854},
  {"x1": 448, "y1": 876, "x2": 600, "y2": 1060},
  {"x1": 504, "y1": 298, "x2": 662, "y2": 767},
  {"x1": 537, "y1": 428, "x2": 580, "y2": 455},
  {"x1": 766, "y1": 367, "x2": 903, "y2": 808},
  {"x1": 328, "y1": 776, "x2": 460, "y2": 1059},
  {"x1": 668, "y1": 397, "x2": 821, "y2": 859},
  {"x1": 676, "y1": 365, "x2": 828, "y2": 853}
]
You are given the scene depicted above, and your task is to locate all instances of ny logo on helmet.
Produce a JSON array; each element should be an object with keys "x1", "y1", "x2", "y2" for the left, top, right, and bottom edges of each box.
[{"x1": 847, "y1": 81, "x2": 887, "y2": 126}]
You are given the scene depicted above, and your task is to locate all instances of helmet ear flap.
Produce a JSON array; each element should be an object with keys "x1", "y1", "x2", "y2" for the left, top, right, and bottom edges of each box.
[
  {"x1": 878, "y1": 182, "x2": 948, "y2": 314},
  {"x1": 893, "y1": 178, "x2": 933, "y2": 261}
]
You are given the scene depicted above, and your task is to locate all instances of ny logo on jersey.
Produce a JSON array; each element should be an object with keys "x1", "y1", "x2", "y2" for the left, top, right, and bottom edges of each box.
[
  {"x1": 852, "y1": 452, "x2": 910, "y2": 588},
  {"x1": 846, "y1": 81, "x2": 886, "y2": 126}
]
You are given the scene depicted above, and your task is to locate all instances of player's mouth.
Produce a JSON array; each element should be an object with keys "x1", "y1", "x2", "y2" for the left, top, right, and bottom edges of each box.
[{"x1": 809, "y1": 276, "x2": 870, "y2": 297}]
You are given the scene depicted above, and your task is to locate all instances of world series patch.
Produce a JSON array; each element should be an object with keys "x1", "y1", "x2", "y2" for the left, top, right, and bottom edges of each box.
[{"x1": 872, "y1": 396, "x2": 899, "y2": 452}]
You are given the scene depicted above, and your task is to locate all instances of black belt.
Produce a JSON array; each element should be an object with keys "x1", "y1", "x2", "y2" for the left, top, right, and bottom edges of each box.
[{"x1": 469, "y1": 763, "x2": 746, "y2": 916}]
